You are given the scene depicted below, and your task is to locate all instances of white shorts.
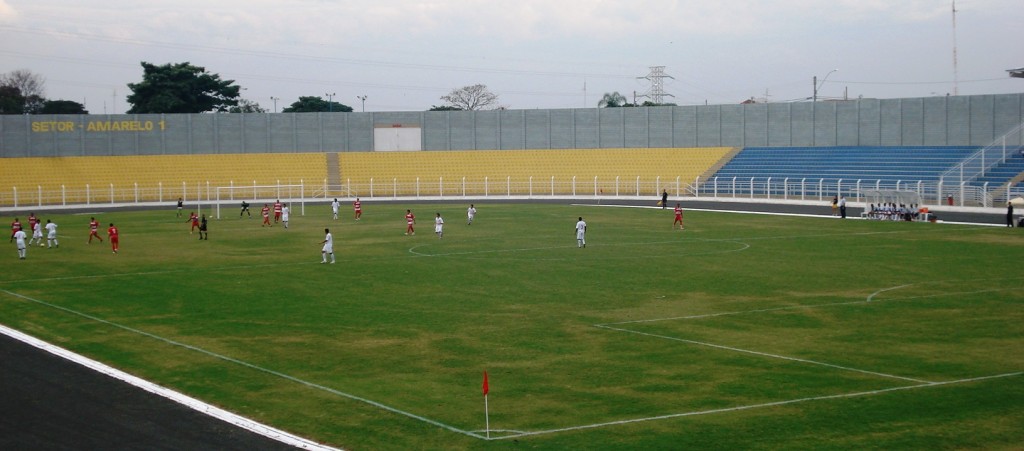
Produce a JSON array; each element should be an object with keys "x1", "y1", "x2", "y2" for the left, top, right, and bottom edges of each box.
[
  {"x1": 435, "y1": 225, "x2": 443, "y2": 233},
  {"x1": 322, "y1": 244, "x2": 333, "y2": 253}
]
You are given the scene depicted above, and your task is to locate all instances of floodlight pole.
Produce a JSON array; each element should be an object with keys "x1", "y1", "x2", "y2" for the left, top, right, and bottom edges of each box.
[{"x1": 813, "y1": 69, "x2": 838, "y2": 102}]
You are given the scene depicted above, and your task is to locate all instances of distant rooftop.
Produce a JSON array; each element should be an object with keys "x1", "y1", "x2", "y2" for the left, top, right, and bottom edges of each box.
[{"x1": 1009, "y1": 67, "x2": 1024, "y2": 78}]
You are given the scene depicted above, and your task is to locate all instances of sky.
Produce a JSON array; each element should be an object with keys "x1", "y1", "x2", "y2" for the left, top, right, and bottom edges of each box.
[{"x1": 0, "y1": 0, "x2": 1021, "y2": 114}]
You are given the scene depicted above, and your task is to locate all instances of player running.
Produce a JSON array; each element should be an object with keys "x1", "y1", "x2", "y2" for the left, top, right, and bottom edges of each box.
[
  {"x1": 88, "y1": 217, "x2": 104, "y2": 243},
  {"x1": 321, "y1": 228, "x2": 335, "y2": 264},
  {"x1": 434, "y1": 213, "x2": 444, "y2": 239},
  {"x1": 107, "y1": 223, "x2": 119, "y2": 254},
  {"x1": 45, "y1": 219, "x2": 58, "y2": 248},
  {"x1": 575, "y1": 217, "x2": 587, "y2": 248},
  {"x1": 273, "y1": 200, "x2": 283, "y2": 223},
  {"x1": 467, "y1": 204, "x2": 476, "y2": 225}
]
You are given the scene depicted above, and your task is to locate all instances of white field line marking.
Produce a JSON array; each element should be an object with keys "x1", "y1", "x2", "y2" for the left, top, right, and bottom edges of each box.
[
  {"x1": 0, "y1": 324, "x2": 341, "y2": 451},
  {"x1": 0, "y1": 289, "x2": 484, "y2": 440},
  {"x1": 490, "y1": 372, "x2": 1022, "y2": 441},
  {"x1": 603, "y1": 285, "x2": 1014, "y2": 326},
  {"x1": 593, "y1": 324, "x2": 930, "y2": 383},
  {"x1": 408, "y1": 238, "x2": 749, "y2": 258}
]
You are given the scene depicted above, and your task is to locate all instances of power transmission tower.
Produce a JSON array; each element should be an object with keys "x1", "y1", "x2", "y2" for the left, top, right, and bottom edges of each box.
[{"x1": 636, "y1": 66, "x2": 675, "y2": 104}]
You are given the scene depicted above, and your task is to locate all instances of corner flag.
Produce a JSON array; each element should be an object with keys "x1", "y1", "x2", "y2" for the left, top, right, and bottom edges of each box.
[{"x1": 483, "y1": 370, "x2": 491, "y2": 438}]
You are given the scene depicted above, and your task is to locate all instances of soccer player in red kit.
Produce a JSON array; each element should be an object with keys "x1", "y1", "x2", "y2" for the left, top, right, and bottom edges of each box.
[
  {"x1": 187, "y1": 212, "x2": 199, "y2": 234},
  {"x1": 353, "y1": 198, "x2": 362, "y2": 220},
  {"x1": 10, "y1": 217, "x2": 21, "y2": 242},
  {"x1": 107, "y1": 223, "x2": 119, "y2": 254},
  {"x1": 273, "y1": 200, "x2": 283, "y2": 223},
  {"x1": 261, "y1": 204, "x2": 272, "y2": 227},
  {"x1": 88, "y1": 217, "x2": 104, "y2": 243},
  {"x1": 404, "y1": 209, "x2": 416, "y2": 235},
  {"x1": 27, "y1": 213, "x2": 38, "y2": 236},
  {"x1": 673, "y1": 203, "x2": 684, "y2": 230}
]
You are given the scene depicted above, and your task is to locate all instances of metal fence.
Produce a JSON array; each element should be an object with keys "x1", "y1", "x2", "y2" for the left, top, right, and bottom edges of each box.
[{"x1": 4, "y1": 175, "x2": 1021, "y2": 212}]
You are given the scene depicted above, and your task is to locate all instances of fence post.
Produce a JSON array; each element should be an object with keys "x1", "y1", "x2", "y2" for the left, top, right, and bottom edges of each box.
[
  {"x1": 159, "y1": 182, "x2": 163, "y2": 202},
  {"x1": 86, "y1": 184, "x2": 91, "y2": 206},
  {"x1": 38, "y1": 185, "x2": 42, "y2": 207},
  {"x1": 463, "y1": 176, "x2": 466, "y2": 197},
  {"x1": 485, "y1": 176, "x2": 489, "y2": 197},
  {"x1": 110, "y1": 183, "x2": 114, "y2": 205},
  {"x1": 550, "y1": 176, "x2": 554, "y2": 196},
  {"x1": 593, "y1": 176, "x2": 598, "y2": 197},
  {"x1": 440, "y1": 176, "x2": 443, "y2": 198},
  {"x1": 12, "y1": 187, "x2": 17, "y2": 208},
  {"x1": 62, "y1": 185, "x2": 66, "y2": 206},
  {"x1": 572, "y1": 176, "x2": 576, "y2": 197},
  {"x1": 767, "y1": 177, "x2": 772, "y2": 199},
  {"x1": 507, "y1": 176, "x2": 510, "y2": 198}
]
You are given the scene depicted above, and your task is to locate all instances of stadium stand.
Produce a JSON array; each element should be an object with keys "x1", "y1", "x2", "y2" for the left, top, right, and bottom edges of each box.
[
  {"x1": 707, "y1": 146, "x2": 981, "y2": 184},
  {"x1": 337, "y1": 148, "x2": 732, "y2": 196},
  {"x1": 0, "y1": 153, "x2": 327, "y2": 205}
]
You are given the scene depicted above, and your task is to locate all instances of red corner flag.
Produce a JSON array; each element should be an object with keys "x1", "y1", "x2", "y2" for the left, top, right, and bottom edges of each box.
[{"x1": 482, "y1": 371, "x2": 490, "y2": 396}]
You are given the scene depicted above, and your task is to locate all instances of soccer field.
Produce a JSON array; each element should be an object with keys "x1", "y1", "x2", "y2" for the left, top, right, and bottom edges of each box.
[{"x1": 2, "y1": 202, "x2": 1022, "y2": 450}]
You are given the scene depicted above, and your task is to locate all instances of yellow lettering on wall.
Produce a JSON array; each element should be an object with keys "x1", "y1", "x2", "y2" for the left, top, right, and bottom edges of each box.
[
  {"x1": 31, "y1": 121, "x2": 76, "y2": 132},
  {"x1": 33, "y1": 120, "x2": 167, "y2": 133}
]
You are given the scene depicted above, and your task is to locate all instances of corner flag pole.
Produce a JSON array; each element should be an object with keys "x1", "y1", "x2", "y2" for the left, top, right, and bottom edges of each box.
[{"x1": 483, "y1": 370, "x2": 490, "y2": 439}]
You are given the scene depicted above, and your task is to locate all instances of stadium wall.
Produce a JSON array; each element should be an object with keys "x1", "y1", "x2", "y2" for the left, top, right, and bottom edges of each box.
[{"x1": 1, "y1": 93, "x2": 1021, "y2": 157}]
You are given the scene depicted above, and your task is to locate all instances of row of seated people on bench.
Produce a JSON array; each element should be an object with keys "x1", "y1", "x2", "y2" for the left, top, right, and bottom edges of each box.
[{"x1": 864, "y1": 203, "x2": 931, "y2": 221}]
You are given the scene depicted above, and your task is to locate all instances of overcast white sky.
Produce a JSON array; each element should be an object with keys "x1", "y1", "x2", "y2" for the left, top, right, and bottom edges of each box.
[{"x1": 1, "y1": 0, "x2": 1021, "y2": 114}]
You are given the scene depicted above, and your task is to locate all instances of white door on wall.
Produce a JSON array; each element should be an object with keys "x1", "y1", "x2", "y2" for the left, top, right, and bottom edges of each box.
[{"x1": 373, "y1": 125, "x2": 422, "y2": 151}]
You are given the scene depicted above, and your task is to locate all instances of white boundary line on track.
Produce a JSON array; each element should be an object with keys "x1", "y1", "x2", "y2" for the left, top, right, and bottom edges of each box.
[
  {"x1": 0, "y1": 322, "x2": 342, "y2": 451},
  {"x1": 0, "y1": 289, "x2": 485, "y2": 442}
]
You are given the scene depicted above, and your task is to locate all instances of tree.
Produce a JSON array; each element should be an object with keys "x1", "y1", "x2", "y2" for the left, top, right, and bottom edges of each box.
[
  {"x1": 281, "y1": 96, "x2": 353, "y2": 113},
  {"x1": 39, "y1": 100, "x2": 88, "y2": 114},
  {"x1": 440, "y1": 84, "x2": 499, "y2": 111},
  {"x1": 598, "y1": 91, "x2": 627, "y2": 108},
  {"x1": 428, "y1": 105, "x2": 463, "y2": 111},
  {"x1": 227, "y1": 99, "x2": 267, "y2": 113},
  {"x1": 0, "y1": 69, "x2": 47, "y2": 113},
  {"x1": 126, "y1": 62, "x2": 240, "y2": 114},
  {"x1": 0, "y1": 86, "x2": 25, "y2": 114}
]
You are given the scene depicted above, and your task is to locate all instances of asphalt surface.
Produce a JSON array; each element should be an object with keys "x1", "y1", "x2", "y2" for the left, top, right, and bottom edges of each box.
[{"x1": 0, "y1": 199, "x2": 1013, "y2": 450}]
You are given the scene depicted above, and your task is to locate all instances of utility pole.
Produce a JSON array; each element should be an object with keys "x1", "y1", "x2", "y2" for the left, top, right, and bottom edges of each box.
[
  {"x1": 636, "y1": 66, "x2": 675, "y2": 105},
  {"x1": 951, "y1": 0, "x2": 959, "y2": 95},
  {"x1": 270, "y1": 96, "x2": 279, "y2": 113}
]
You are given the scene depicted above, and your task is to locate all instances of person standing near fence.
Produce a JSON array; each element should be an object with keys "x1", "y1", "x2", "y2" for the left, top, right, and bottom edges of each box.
[
  {"x1": 176, "y1": 198, "x2": 183, "y2": 218},
  {"x1": 240, "y1": 200, "x2": 251, "y2": 218},
  {"x1": 1008, "y1": 202, "x2": 1015, "y2": 228},
  {"x1": 839, "y1": 196, "x2": 847, "y2": 219},
  {"x1": 661, "y1": 190, "x2": 668, "y2": 209}
]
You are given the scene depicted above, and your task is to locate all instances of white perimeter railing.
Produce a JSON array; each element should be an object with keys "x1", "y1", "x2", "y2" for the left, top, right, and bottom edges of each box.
[
  {"x1": 3, "y1": 175, "x2": 1023, "y2": 211},
  {"x1": 940, "y1": 121, "x2": 1024, "y2": 185}
]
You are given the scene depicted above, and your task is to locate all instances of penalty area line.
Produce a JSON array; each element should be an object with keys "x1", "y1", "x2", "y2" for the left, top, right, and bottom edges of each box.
[{"x1": 491, "y1": 371, "x2": 1021, "y2": 440}]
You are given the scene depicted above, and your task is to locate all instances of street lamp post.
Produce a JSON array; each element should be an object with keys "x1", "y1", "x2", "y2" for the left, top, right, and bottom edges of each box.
[
  {"x1": 270, "y1": 96, "x2": 279, "y2": 113},
  {"x1": 813, "y1": 69, "x2": 838, "y2": 102},
  {"x1": 326, "y1": 92, "x2": 336, "y2": 112},
  {"x1": 357, "y1": 95, "x2": 367, "y2": 112}
]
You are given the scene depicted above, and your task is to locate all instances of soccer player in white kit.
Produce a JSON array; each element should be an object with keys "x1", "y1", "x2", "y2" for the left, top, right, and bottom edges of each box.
[
  {"x1": 13, "y1": 229, "x2": 27, "y2": 259},
  {"x1": 575, "y1": 217, "x2": 587, "y2": 248},
  {"x1": 434, "y1": 213, "x2": 444, "y2": 239},
  {"x1": 467, "y1": 204, "x2": 476, "y2": 225},
  {"x1": 281, "y1": 204, "x2": 290, "y2": 229},
  {"x1": 30, "y1": 221, "x2": 43, "y2": 247},
  {"x1": 321, "y1": 228, "x2": 335, "y2": 264},
  {"x1": 331, "y1": 198, "x2": 340, "y2": 220},
  {"x1": 45, "y1": 219, "x2": 59, "y2": 248}
]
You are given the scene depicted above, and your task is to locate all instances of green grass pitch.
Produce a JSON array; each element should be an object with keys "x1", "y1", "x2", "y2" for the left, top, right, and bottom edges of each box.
[{"x1": 2, "y1": 202, "x2": 1022, "y2": 450}]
